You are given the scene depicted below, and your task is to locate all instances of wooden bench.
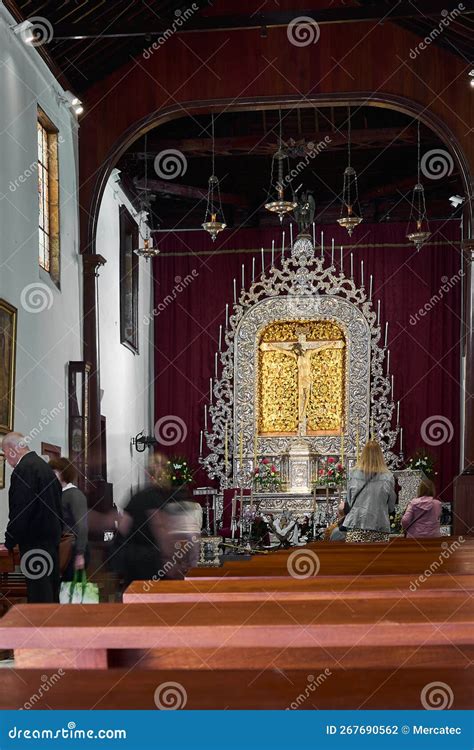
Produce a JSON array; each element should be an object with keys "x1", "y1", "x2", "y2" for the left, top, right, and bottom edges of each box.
[{"x1": 0, "y1": 666, "x2": 472, "y2": 710}]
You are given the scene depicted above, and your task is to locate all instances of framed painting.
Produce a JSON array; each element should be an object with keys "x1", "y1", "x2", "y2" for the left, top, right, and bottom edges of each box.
[
  {"x1": 0, "y1": 454, "x2": 5, "y2": 490},
  {"x1": 0, "y1": 299, "x2": 17, "y2": 434}
]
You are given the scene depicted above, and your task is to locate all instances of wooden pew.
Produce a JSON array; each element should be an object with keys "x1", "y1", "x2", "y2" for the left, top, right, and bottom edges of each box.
[
  {"x1": 1, "y1": 666, "x2": 472, "y2": 710},
  {"x1": 0, "y1": 596, "x2": 472, "y2": 672},
  {"x1": 187, "y1": 537, "x2": 474, "y2": 578},
  {"x1": 123, "y1": 572, "x2": 474, "y2": 603}
]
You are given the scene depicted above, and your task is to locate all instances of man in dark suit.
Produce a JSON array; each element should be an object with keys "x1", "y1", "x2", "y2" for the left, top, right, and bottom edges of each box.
[{"x1": 1, "y1": 433, "x2": 63, "y2": 603}]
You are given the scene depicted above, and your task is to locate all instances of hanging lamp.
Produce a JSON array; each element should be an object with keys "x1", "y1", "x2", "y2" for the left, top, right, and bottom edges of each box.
[
  {"x1": 202, "y1": 114, "x2": 226, "y2": 241},
  {"x1": 406, "y1": 120, "x2": 431, "y2": 251},
  {"x1": 265, "y1": 110, "x2": 297, "y2": 223},
  {"x1": 134, "y1": 133, "x2": 160, "y2": 260},
  {"x1": 337, "y1": 107, "x2": 363, "y2": 236}
]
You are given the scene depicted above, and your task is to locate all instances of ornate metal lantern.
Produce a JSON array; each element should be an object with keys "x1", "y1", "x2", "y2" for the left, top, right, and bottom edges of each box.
[
  {"x1": 337, "y1": 108, "x2": 363, "y2": 236},
  {"x1": 406, "y1": 121, "x2": 431, "y2": 251},
  {"x1": 202, "y1": 114, "x2": 226, "y2": 241}
]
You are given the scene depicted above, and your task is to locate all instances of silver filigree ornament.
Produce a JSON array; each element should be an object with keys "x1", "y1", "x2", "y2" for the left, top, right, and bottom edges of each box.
[{"x1": 201, "y1": 232, "x2": 402, "y2": 489}]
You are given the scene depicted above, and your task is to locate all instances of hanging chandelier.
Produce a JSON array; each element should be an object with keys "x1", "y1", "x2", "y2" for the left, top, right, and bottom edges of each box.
[
  {"x1": 337, "y1": 107, "x2": 363, "y2": 236},
  {"x1": 202, "y1": 114, "x2": 226, "y2": 241},
  {"x1": 406, "y1": 120, "x2": 431, "y2": 251},
  {"x1": 134, "y1": 133, "x2": 160, "y2": 260},
  {"x1": 265, "y1": 110, "x2": 297, "y2": 223}
]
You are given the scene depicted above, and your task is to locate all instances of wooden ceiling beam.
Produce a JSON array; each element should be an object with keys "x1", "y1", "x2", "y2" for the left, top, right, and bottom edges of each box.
[{"x1": 133, "y1": 177, "x2": 249, "y2": 207}]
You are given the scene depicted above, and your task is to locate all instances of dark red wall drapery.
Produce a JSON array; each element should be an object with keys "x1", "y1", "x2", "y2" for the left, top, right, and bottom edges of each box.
[{"x1": 153, "y1": 220, "x2": 462, "y2": 500}]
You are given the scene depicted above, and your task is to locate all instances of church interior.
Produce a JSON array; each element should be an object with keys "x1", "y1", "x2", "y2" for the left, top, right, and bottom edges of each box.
[{"x1": 0, "y1": 0, "x2": 473, "y2": 717}]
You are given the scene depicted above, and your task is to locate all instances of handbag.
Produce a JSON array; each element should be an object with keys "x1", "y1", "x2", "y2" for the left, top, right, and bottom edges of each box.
[{"x1": 59, "y1": 569, "x2": 99, "y2": 604}]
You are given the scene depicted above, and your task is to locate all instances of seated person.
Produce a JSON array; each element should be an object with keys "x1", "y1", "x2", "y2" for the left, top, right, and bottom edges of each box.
[
  {"x1": 324, "y1": 501, "x2": 347, "y2": 542},
  {"x1": 401, "y1": 478, "x2": 442, "y2": 538}
]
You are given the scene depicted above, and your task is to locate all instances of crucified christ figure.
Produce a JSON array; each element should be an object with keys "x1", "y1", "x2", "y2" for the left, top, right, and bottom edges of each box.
[{"x1": 259, "y1": 333, "x2": 345, "y2": 435}]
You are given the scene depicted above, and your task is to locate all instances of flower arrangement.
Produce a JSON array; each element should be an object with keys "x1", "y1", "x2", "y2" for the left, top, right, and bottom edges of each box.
[
  {"x1": 406, "y1": 451, "x2": 437, "y2": 479},
  {"x1": 316, "y1": 456, "x2": 346, "y2": 487},
  {"x1": 389, "y1": 508, "x2": 404, "y2": 535},
  {"x1": 253, "y1": 457, "x2": 281, "y2": 491},
  {"x1": 166, "y1": 456, "x2": 193, "y2": 487}
]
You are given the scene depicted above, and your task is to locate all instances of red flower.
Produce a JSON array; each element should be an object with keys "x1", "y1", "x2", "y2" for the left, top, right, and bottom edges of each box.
[
  {"x1": 328, "y1": 469, "x2": 334, "y2": 475},
  {"x1": 254, "y1": 468, "x2": 259, "y2": 475},
  {"x1": 327, "y1": 457, "x2": 335, "y2": 464},
  {"x1": 318, "y1": 469, "x2": 324, "y2": 476},
  {"x1": 271, "y1": 465, "x2": 277, "y2": 472},
  {"x1": 262, "y1": 458, "x2": 270, "y2": 465},
  {"x1": 337, "y1": 463, "x2": 343, "y2": 471}
]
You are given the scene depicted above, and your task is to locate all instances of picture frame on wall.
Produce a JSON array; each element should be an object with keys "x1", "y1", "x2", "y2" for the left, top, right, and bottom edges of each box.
[
  {"x1": 0, "y1": 299, "x2": 17, "y2": 434},
  {"x1": 0, "y1": 454, "x2": 5, "y2": 490}
]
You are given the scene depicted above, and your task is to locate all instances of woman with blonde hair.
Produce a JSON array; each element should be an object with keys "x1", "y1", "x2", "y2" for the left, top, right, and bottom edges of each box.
[{"x1": 344, "y1": 440, "x2": 396, "y2": 543}]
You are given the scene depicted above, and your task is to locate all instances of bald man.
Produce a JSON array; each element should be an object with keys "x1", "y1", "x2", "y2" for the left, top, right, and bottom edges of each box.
[{"x1": 2, "y1": 433, "x2": 63, "y2": 603}]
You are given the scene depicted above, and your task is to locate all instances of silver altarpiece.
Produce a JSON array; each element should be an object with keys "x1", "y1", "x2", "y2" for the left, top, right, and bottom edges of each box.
[{"x1": 199, "y1": 232, "x2": 420, "y2": 528}]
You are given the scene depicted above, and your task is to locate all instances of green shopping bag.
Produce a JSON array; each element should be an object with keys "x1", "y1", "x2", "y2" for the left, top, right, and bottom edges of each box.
[{"x1": 59, "y1": 569, "x2": 99, "y2": 604}]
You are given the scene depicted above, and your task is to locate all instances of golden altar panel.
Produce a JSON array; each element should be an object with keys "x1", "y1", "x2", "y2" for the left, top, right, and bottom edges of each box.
[{"x1": 257, "y1": 320, "x2": 346, "y2": 435}]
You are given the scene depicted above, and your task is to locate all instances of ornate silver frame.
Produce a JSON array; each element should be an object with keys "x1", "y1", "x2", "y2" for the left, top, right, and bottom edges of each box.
[{"x1": 202, "y1": 234, "x2": 401, "y2": 488}]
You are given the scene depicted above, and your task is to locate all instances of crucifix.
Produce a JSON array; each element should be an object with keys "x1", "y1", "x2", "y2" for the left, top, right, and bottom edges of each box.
[{"x1": 259, "y1": 332, "x2": 345, "y2": 435}]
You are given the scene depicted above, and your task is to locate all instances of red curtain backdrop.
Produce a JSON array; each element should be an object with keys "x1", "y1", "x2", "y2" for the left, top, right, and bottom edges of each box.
[{"x1": 153, "y1": 220, "x2": 462, "y2": 500}]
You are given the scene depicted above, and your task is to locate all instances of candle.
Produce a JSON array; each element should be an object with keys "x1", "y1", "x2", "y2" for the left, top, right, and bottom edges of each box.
[
  {"x1": 340, "y1": 245, "x2": 343, "y2": 272},
  {"x1": 252, "y1": 257, "x2": 255, "y2": 282},
  {"x1": 320, "y1": 231, "x2": 324, "y2": 259},
  {"x1": 396, "y1": 401, "x2": 400, "y2": 425},
  {"x1": 281, "y1": 230, "x2": 285, "y2": 259},
  {"x1": 214, "y1": 352, "x2": 218, "y2": 378},
  {"x1": 225, "y1": 303, "x2": 229, "y2": 329},
  {"x1": 384, "y1": 321, "x2": 389, "y2": 348},
  {"x1": 209, "y1": 377, "x2": 213, "y2": 403},
  {"x1": 261, "y1": 247, "x2": 264, "y2": 273},
  {"x1": 231, "y1": 493, "x2": 236, "y2": 519},
  {"x1": 218, "y1": 324, "x2": 222, "y2": 352},
  {"x1": 224, "y1": 421, "x2": 228, "y2": 472},
  {"x1": 386, "y1": 349, "x2": 390, "y2": 374},
  {"x1": 391, "y1": 374, "x2": 394, "y2": 396},
  {"x1": 399, "y1": 426, "x2": 403, "y2": 453},
  {"x1": 312, "y1": 222, "x2": 316, "y2": 247},
  {"x1": 331, "y1": 238, "x2": 335, "y2": 267},
  {"x1": 199, "y1": 430, "x2": 203, "y2": 457},
  {"x1": 204, "y1": 404, "x2": 208, "y2": 429},
  {"x1": 271, "y1": 239, "x2": 275, "y2": 267},
  {"x1": 233, "y1": 278, "x2": 237, "y2": 304},
  {"x1": 377, "y1": 300, "x2": 381, "y2": 325},
  {"x1": 361, "y1": 259, "x2": 364, "y2": 287},
  {"x1": 369, "y1": 274, "x2": 373, "y2": 300},
  {"x1": 350, "y1": 252, "x2": 354, "y2": 279},
  {"x1": 253, "y1": 429, "x2": 258, "y2": 465},
  {"x1": 290, "y1": 223, "x2": 293, "y2": 248},
  {"x1": 340, "y1": 423, "x2": 344, "y2": 465},
  {"x1": 241, "y1": 264, "x2": 245, "y2": 289}
]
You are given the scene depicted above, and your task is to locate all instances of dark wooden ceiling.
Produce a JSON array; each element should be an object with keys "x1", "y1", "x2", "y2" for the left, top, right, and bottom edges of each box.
[
  {"x1": 6, "y1": 0, "x2": 474, "y2": 93},
  {"x1": 116, "y1": 105, "x2": 464, "y2": 230}
]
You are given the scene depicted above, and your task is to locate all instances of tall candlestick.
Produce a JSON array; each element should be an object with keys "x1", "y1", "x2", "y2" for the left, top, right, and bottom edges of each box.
[
  {"x1": 377, "y1": 300, "x2": 381, "y2": 326},
  {"x1": 282, "y1": 231, "x2": 285, "y2": 260},
  {"x1": 391, "y1": 374, "x2": 394, "y2": 397},
  {"x1": 361, "y1": 259, "x2": 364, "y2": 287},
  {"x1": 350, "y1": 252, "x2": 354, "y2": 279},
  {"x1": 396, "y1": 400, "x2": 400, "y2": 425},
  {"x1": 214, "y1": 352, "x2": 218, "y2": 378},
  {"x1": 386, "y1": 349, "x2": 390, "y2": 374},
  {"x1": 252, "y1": 257, "x2": 255, "y2": 282},
  {"x1": 320, "y1": 231, "x2": 324, "y2": 259},
  {"x1": 224, "y1": 421, "x2": 228, "y2": 472},
  {"x1": 241, "y1": 263, "x2": 245, "y2": 289},
  {"x1": 271, "y1": 239, "x2": 275, "y2": 267},
  {"x1": 261, "y1": 247, "x2": 264, "y2": 273},
  {"x1": 218, "y1": 324, "x2": 222, "y2": 352},
  {"x1": 369, "y1": 274, "x2": 373, "y2": 300},
  {"x1": 233, "y1": 278, "x2": 237, "y2": 304},
  {"x1": 204, "y1": 404, "x2": 208, "y2": 429},
  {"x1": 199, "y1": 430, "x2": 203, "y2": 457},
  {"x1": 290, "y1": 223, "x2": 293, "y2": 248},
  {"x1": 225, "y1": 303, "x2": 229, "y2": 329},
  {"x1": 209, "y1": 377, "x2": 213, "y2": 403},
  {"x1": 384, "y1": 321, "x2": 389, "y2": 348},
  {"x1": 331, "y1": 237, "x2": 335, "y2": 267},
  {"x1": 340, "y1": 245, "x2": 343, "y2": 272},
  {"x1": 399, "y1": 426, "x2": 403, "y2": 454},
  {"x1": 312, "y1": 222, "x2": 316, "y2": 247}
]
